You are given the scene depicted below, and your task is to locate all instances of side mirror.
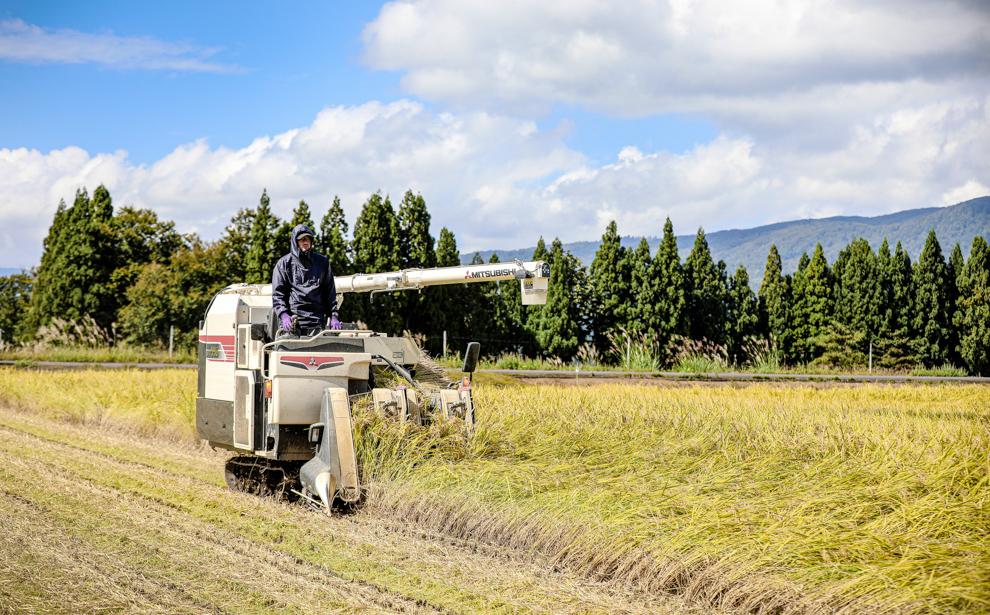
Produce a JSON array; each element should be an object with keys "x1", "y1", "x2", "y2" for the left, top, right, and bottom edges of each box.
[{"x1": 462, "y1": 342, "x2": 481, "y2": 373}]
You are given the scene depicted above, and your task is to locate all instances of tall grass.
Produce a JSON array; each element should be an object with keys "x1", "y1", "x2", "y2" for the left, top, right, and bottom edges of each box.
[{"x1": 0, "y1": 367, "x2": 985, "y2": 612}]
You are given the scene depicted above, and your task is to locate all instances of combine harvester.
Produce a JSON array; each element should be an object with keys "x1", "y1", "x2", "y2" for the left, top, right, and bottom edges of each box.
[{"x1": 196, "y1": 260, "x2": 549, "y2": 509}]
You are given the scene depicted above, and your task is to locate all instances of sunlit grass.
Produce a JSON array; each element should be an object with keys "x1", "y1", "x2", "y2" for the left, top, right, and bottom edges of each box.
[{"x1": 0, "y1": 366, "x2": 986, "y2": 612}]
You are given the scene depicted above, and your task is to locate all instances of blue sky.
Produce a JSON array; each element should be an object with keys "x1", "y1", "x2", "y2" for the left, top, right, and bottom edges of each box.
[{"x1": 1, "y1": 0, "x2": 987, "y2": 268}]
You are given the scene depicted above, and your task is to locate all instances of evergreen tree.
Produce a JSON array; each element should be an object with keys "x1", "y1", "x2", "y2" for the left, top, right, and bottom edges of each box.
[
  {"x1": 875, "y1": 239, "x2": 894, "y2": 334},
  {"x1": 947, "y1": 242, "x2": 965, "y2": 364},
  {"x1": 758, "y1": 244, "x2": 790, "y2": 361},
  {"x1": 423, "y1": 226, "x2": 463, "y2": 354},
  {"x1": 790, "y1": 244, "x2": 832, "y2": 363},
  {"x1": 0, "y1": 273, "x2": 32, "y2": 344},
  {"x1": 396, "y1": 191, "x2": 438, "y2": 334},
  {"x1": 835, "y1": 238, "x2": 879, "y2": 349},
  {"x1": 350, "y1": 192, "x2": 401, "y2": 331},
  {"x1": 27, "y1": 186, "x2": 117, "y2": 335},
  {"x1": 912, "y1": 230, "x2": 953, "y2": 367},
  {"x1": 726, "y1": 265, "x2": 759, "y2": 364},
  {"x1": 531, "y1": 239, "x2": 580, "y2": 360},
  {"x1": 624, "y1": 238, "x2": 653, "y2": 335},
  {"x1": 683, "y1": 228, "x2": 727, "y2": 345},
  {"x1": 588, "y1": 221, "x2": 629, "y2": 351},
  {"x1": 218, "y1": 207, "x2": 256, "y2": 282},
  {"x1": 532, "y1": 236, "x2": 548, "y2": 261},
  {"x1": 319, "y1": 196, "x2": 350, "y2": 275},
  {"x1": 651, "y1": 218, "x2": 687, "y2": 346},
  {"x1": 482, "y1": 253, "x2": 530, "y2": 355},
  {"x1": 876, "y1": 241, "x2": 916, "y2": 367},
  {"x1": 244, "y1": 190, "x2": 280, "y2": 285},
  {"x1": 955, "y1": 236, "x2": 990, "y2": 375},
  {"x1": 397, "y1": 191, "x2": 436, "y2": 268}
]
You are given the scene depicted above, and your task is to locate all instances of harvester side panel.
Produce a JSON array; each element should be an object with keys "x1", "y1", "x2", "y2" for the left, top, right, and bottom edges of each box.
[{"x1": 269, "y1": 351, "x2": 371, "y2": 424}]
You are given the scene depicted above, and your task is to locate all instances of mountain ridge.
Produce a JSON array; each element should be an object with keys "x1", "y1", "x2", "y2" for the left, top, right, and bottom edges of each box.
[{"x1": 462, "y1": 196, "x2": 990, "y2": 284}]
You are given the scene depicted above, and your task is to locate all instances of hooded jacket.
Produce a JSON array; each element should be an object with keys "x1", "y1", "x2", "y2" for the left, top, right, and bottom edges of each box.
[{"x1": 271, "y1": 224, "x2": 337, "y2": 331}]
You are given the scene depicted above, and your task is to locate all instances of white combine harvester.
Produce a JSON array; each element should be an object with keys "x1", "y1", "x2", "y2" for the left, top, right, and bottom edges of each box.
[{"x1": 197, "y1": 260, "x2": 549, "y2": 509}]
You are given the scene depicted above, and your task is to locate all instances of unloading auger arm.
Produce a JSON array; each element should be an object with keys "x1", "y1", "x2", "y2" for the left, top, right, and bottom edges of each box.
[{"x1": 333, "y1": 260, "x2": 550, "y2": 305}]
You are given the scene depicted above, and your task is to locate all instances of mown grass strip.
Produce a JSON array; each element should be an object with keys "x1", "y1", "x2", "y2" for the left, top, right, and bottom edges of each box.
[{"x1": 0, "y1": 420, "x2": 669, "y2": 615}]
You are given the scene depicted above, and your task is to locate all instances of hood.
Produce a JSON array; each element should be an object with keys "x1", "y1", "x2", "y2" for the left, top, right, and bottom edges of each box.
[{"x1": 290, "y1": 224, "x2": 317, "y2": 260}]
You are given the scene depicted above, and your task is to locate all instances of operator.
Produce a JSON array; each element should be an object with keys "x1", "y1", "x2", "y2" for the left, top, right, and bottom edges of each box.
[{"x1": 271, "y1": 224, "x2": 341, "y2": 337}]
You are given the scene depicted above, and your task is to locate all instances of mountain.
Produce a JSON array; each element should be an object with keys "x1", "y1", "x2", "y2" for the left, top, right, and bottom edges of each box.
[{"x1": 462, "y1": 196, "x2": 990, "y2": 284}]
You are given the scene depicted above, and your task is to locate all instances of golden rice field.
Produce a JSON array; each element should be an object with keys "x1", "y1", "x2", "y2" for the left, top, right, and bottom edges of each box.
[{"x1": 0, "y1": 367, "x2": 987, "y2": 614}]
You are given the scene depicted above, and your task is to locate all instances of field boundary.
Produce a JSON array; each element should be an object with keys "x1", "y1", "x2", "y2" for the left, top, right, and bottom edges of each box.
[{"x1": 3, "y1": 359, "x2": 988, "y2": 384}]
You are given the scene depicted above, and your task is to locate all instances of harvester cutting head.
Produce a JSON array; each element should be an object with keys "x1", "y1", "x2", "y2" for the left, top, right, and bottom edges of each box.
[{"x1": 195, "y1": 260, "x2": 547, "y2": 511}]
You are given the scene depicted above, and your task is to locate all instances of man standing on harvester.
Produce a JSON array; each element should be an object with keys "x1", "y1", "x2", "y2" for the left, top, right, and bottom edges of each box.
[{"x1": 272, "y1": 224, "x2": 342, "y2": 337}]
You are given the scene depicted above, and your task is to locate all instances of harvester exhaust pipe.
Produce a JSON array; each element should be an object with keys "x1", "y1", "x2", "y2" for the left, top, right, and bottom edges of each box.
[{"x1": 299, "y1": 388, "x2": 361, "y2": 510}]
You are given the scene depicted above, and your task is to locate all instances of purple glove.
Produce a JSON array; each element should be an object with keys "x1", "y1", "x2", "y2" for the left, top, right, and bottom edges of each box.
[
  {"x1": 279, "y1": 312, "x2": 292, "y2": 332},
  {"x1": 329, "y1": 313, "x2": 342, "y2": 330}
]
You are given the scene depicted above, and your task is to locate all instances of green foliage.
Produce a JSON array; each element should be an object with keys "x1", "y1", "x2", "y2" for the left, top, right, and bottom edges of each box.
[
  {"x1": 216, "y1": 207, "x2": 255, "y2": 282},
  {"x1": 650, "y1": 218, "x2": 687, "y2": 347},
  {"x1": 790, "y1": 244, "x2": 833, "y2": 363},
  {"x1": 726, "y1": 265, "x2": 759, "y2": 363},
  {"x1": 397, "y1": 191, "x2": 438, "y2": 334},
  {"x1": 758, "y1": 244, "x2": 791, "y2": 360},
  {"x1": 529, "y1": 239, "x2": 581, "y2": 360},
  {"x1": 955, "y1": 236, "x2": 990, "y2": 374},
  {"x1": 0, "y1": 273, "x2": 32, "y2": 344},
  {"x1": 319, "y1": 195, "x2": 350, "y2": 275},
  {"x1": 27, "y1": 186, "x2": 118, "y2": 336},
  {"x1": 118, "y1": 242, "x2": 229, "y2": 349},
  {"x1": 683, "y1": 228, "x2": 728, "y2": 345},
  {"x1": 483, "y1": 253, "x2": 532, "y2": 355},
  {"x1": 623, "y1": 238, "x2": 653, "y2": 335},
  {"x1": 351, "y1": 192, "x2": 402, "y2": 331},
  {"x1": 912, "y1": 230, "x2": 954, "y2": 367},
  {"x1": 588, "y1": 221, "x2": 629, "y2": 350},
  {"x1": 834, "y1": 238, "x2": 879, "y2": 343},
  {"x1": 244, "y1": 190, "x2": 280, "y2": 285},
  {"x1": 811, "y1": 320, "x2": 868, "y2": 369}
]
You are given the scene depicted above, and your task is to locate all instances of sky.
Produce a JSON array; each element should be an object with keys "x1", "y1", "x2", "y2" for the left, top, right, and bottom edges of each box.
[{"x1": 1, "y1": 0, "x2": 988, "y2": 269}]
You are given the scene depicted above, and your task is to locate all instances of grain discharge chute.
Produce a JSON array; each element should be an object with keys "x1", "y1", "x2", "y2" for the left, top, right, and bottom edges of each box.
[{"x1": 196, "y1": 260, "x2": 549, "y2": 509}]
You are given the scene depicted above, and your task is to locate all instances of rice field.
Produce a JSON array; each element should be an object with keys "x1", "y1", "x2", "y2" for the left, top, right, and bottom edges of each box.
[{"x1": 0, "y1": 367, "x2": 987, "y2": 614}]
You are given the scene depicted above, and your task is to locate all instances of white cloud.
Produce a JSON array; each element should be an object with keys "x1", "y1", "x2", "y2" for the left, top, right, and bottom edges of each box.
[
  {"x1": 2, "y1": 97, "x2": 986, "y2": 269},
  {"x1": 0, "y1": 19, "x2": 239, "y2": 72},
  {"x1": 362, "y1": 0, "x2": 990, "y2": 143}
]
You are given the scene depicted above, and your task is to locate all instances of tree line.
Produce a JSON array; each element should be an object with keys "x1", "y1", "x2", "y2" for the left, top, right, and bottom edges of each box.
[{"x1": 1, "y1": 185, "x2": 987, "y2": 374}]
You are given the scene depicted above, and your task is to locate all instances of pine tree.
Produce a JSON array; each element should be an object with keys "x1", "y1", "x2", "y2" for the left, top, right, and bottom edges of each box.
[
  {"x1": 531, "y1": 239, "x2": 580, "y2": 360},
  {"x1": 955, "y1": 236, "x2": 990, "y2": 375},
  {"x1": 244, "y1": 190, "x2": 280, "y2": 285},
  {"x1": 319, "y1": 196, "x2": 350, "y2": 275},
  {"x1": 350, "y1": 192, "x2": 401, "y2": 331},
  {"x1": 875, "y1": 239, "x2": 894, "y2": 334},
  {"x1": 791, "y1": 244, "x2": 832, "y2": 363},
  {"x1": 0, "y1": 273, "x2": 32, "y2": 343},
  {"x1": 588, "y1": 221, "x2": 629, "y2": 351},
  {"x1": 683, "y1": 228, "x2": 727, "y2": 345},
  {"x1": 758, "y1": 244, "x2": 790, "y2": 361},
  {"x1": 27, "y1": 186, "x2": 117, "y2": 336},
  {"x1": 482, "y1": 253, "x2": 530, "y2": 355},
  {"x1": 835, "y1": 238, "x2": 879, "y2": 349},
  {"x1": 397, "y1": 191, "x2": 436, "y2": 268},
  {"x1": 876, "y1": 242, "x2": 916, "y2": 367},
  {"x1": 727, "y1": 265, "x2": 759, "y2": 363},
  {"x1": 218, "y1": 207, "x2": 256, "y2": 282},
  {"x1": 912, "y1": 230, "x2": 953, "y2": 367},
  {"x1": 625, "y1": 238, "x2": 653, "y2": 335},
  {"x1": 397, "y1": 191, "x2": 438, "y2": 334},
  {"x1": 651, "y1": 218, "x2": 687, "y2": 346}
]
